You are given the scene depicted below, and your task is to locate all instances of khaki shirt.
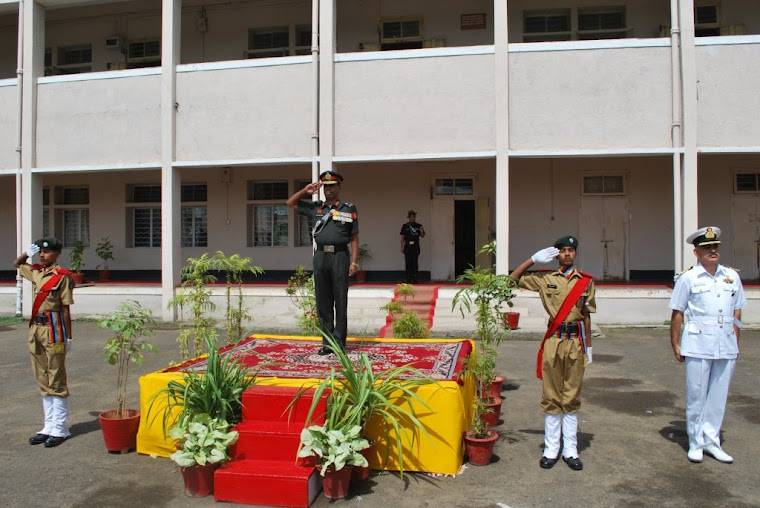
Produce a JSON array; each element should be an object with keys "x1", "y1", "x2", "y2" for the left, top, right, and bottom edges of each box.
[
  {"x1": 18, "y1": 264, "x2": 75, "y2": 313},
  {"x1": 518, "y1": 268, "x2": 596, "y2": 322}
]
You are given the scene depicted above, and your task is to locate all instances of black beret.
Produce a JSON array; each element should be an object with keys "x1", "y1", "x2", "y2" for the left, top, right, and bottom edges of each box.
[
  {"x1": 553, "y1": 235, "x2": 579, "y2": 249},
  {"x1": 34, "y1": 237, "x2": 63, "y2": 252}
]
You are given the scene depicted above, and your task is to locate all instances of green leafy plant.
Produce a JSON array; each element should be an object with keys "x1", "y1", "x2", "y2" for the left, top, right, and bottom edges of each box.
[
  {"x1": 148, "y1": 335, "x2": 257, "y2": 437},
  {"x1": 298, "y1": 421, "x2": 370, "y2": 476},
  {"x1": 469, "y1": 397, "x2": 494, "y2": 439},
  {"x1": 70, "y1": 240, "x2": 85, "y2": 274},
  {"x1": 293, "y1": 334, "x2": 437, "y2": 476},
  {"x1": 357, "y1": 243, "x2": 372, "y2": 270},
  {"x1": 380, "y1": 284, "x2": 428, "y2": 338},
  {"x1": 94, "y1": 237, "x2": 114, "y2": 271},
  {"x1": 286, "y1": 265, "x2": 319, "y2": 335},
  {"x1": 169, "y1": 254, "x2": 218, "y2": 359},
  {"x1": 169, "y1": 413, "x2": 239, "y2": 467},
  {"x1": 210, "y1": 251, "x2": 263, "y2": 344},
  {"x1": 100, "y1": 301, "x2": 160, "y2": 418}
]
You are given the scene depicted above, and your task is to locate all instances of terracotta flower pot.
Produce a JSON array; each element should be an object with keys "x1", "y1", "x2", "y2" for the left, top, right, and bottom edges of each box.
[
  {"x1": 502, "y1": 312, "x2": 520, "y2": 330},
  {"x1": 351, "y1": 442, "x2": 375, "y2": 482},
  {"x1": 355, "y1": 270, "x2": 368, "y2": 283},
  {"x1": 98, "y1": 409, "x2": 140, "y2": 454},
  {"x1": 322, "y1": 465, "x2": 353, "y2": 499},
  {"x1": 72, "y1": 273, "x2": 85, "y2": 285},
  {"x1": 481, "y1": 397, "x2": 503, "y2": 427},
  {"x1": 98, "y1": 270, "x2": 112, "y2": 281},
  {"x1": 464, "y1": 429, "x2": 498, "y2": 466},
  {"x1": 488, "y1": 375, "x2": 505, "y2": 399},
  {"x1": 181, "y1": 463, "x2": 219, "y2": 497}
]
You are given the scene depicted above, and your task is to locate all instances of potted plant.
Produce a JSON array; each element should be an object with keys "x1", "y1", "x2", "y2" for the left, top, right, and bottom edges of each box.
[
  {"x1": 94, "y1": 237, "x2": 114, "y2": 281},
  {"x1": 380, "y1": 283, "x2": 429, "y2": 338},
  {"x1": 463, "y1": 398, "x2": 498, "y2": 466},
  {"x1": 169, "y1": 413, "x2": 239, "y2": 497},
  {"x1": 297, "y1": 413, "x2": 370, "y2": 499},
  {"x1": 69, "y1": 240, "x2": 85, "y2": 285},
  {"x1": 99, "y1": 300, "x2": 160, "y2": 453},
  {"x1": 355, "y1": 243, "x2": 372, "y2": 283},
  {"x1": 286, "y1": 265, "x2": 320, "y2": 336}
]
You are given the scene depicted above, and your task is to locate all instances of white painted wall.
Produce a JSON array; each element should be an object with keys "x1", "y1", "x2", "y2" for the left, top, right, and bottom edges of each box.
[
  {"x1": 696, "y1": 40, "x2": 760, "y2": 148},
  {"x1": 36, "y1": 73, "x2": 161, "y2": 168},
  {"x1": 175, "y1": 62, "x2": 313, "y2": 162},
  {"x1": 509, "y1": 45, "x2": 673, "y2": 150},
  {"x1": 0, "y1": 82, "x2": 17, "y2": 169},
  {"x1": 335, "y1": 53, "x2": 495, "y2": 156}
]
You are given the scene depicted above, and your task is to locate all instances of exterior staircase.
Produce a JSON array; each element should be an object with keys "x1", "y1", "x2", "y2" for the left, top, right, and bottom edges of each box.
[{"x1": 214, "y1": 385, "x2": 327, "y2": 507}]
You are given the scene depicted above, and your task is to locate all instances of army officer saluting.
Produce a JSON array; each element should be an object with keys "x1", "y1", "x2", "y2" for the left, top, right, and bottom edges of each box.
[{"x1": 288, "y1": 171, "x2": 359, "y2": 355}]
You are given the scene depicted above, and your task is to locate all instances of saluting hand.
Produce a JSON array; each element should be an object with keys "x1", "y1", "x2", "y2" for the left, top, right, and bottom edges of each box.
[
  {"x1": 303, "y1": 182, "x2": 323, "y2": 195},
  {"x1": 531, "y1": 246, "x2": 560, "y2": 264}
]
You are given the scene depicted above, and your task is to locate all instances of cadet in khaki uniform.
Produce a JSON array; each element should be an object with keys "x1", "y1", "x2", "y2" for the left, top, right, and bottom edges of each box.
[
  {"x1": 510, "y1": 235, "x2": 596, "y2": 471},
  {"x1": 14, "y1": 237, "x2": 75, "y2": 448},
  {"x1": 287, "y1": 171, "x2": 359, "y2": 355}
]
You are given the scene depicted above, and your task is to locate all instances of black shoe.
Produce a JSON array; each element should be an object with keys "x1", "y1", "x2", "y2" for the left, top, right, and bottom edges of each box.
[
  {"x1": 539, "y1": 456, "x2": 559, "y2": 469},
  {"x1": 563, "y1": 456, "x2": 583, "y2": 471},
  {"x1": 29, "y1": 433, "x2": 49, "y2": 445},
  {"x1": 317, "y1": 347, "x2": 332, "y2": 356},
  {"x1": 44, "y1": 436, "x2": 68, "y2": 448}
]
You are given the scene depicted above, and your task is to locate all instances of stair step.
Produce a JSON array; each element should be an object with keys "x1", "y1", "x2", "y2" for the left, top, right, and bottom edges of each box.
[
  {"x1": 214, "y1": 459, "x2": 322, "y2": 508},
  {"x1": 232, "y1": 420, "x2": 304, "y2": 462},
  {"x1": 242, "y1": 385, "x2": 327, "y2": 424}
]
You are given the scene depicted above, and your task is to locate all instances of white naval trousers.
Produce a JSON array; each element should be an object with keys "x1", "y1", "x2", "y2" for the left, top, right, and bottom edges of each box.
[{"x1": 684, "y1": 357, "x2": 736, "y2": 450}]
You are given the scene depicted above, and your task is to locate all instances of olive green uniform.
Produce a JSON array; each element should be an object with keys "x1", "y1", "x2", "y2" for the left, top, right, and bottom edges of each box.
[
  {"x1": 297, "y1": 199, "x2": 359, "y2": 348},
  {"x1": 518, "y1": 267, "x2": 596, "y2": 413}
]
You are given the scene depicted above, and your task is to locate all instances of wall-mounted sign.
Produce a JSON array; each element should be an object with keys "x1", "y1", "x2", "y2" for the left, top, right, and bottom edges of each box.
[{"x1": 461, "y1": 13, "x2": 487, "y2": 31}]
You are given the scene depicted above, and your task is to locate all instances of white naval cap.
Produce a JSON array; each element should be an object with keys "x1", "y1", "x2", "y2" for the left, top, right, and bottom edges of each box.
[{"x1": 686, "y1": 226, "x2": 721, "y2": 246}]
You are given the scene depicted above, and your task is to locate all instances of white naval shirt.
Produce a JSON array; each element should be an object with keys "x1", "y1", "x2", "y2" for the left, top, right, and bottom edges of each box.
[{"x1": 669, "y1": 263, "x2": 747, "y2": 360}]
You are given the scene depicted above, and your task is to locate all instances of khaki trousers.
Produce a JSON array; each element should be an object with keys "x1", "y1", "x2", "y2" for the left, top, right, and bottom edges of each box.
[
  {"x1": 28, "y1": 323, "x2": 69, "y2": 397},
  {"x1": 540, "y1": 336, "x2": 584, "y2": 414}
]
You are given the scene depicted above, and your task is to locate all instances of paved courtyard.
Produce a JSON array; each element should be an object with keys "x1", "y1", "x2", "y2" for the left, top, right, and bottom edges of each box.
[{"x1": 1, "y1": 319, "x2": 758, "y2": 508}]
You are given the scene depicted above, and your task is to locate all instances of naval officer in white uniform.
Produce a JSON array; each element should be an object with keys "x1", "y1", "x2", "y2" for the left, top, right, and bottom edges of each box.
[{"x1": 669, "y1": 226, "x2": 746, "y2": 464}]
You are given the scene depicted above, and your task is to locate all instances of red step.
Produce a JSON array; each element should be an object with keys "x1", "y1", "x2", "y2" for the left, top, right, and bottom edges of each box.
[
  {"x1": 231, "y1": 420, "x2": 303, "y2": 462},
  {"x1": 214, "y1": 459, "x2": 321, "y2": 508},
  {"x1": 242, "y1": 385, "x2": 327, "y2": 424}
]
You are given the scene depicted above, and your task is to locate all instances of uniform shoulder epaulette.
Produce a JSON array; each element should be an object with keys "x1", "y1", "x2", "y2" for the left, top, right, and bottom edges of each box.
[
  {"x1": 30, "y1": 263, "x2": 44, "y2": 270},
  {"x1": 723, "y1": 265, "x2": 740, "y2": 272},
  {"x1": 673, "y1": 266, "x2": 693, "y2": 281},
  {"x1": 578, "y1": 269, "x2": 595, "y2": 279}
]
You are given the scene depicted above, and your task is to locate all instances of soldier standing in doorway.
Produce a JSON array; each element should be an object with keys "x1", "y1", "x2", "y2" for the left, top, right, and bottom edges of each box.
[
  {"x1": 288, "y1": 171, "x2": 359, "y2": 355},
  {"x1": 400, "y1": 210, "x2": 425, "y2": 283}
]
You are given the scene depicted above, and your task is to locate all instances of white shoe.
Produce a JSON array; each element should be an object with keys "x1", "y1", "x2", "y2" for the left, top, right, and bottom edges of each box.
[
  {"x1": 687, "y1": 448, "x2": 703, "y2": 463},
  {"x1": 704, "y1": 444, "x2": 733, "y2": 464}
]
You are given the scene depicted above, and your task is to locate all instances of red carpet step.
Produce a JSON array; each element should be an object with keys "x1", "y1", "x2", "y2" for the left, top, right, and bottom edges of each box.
[
  {"x1": 214, "y1": 385, "x2": 327, "y2": 507},
  {"x1": 379, "y1": 285, "x2": 441, "y2": 338}
]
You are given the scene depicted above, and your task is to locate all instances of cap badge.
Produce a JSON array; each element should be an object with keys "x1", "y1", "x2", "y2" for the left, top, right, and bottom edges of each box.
[
  {"x1": 705, "y1": 228, "x2": 715, "y2": 239},
  {"x1": 324, "y1": 173, "x2": 332, "y2": 181},
  {"x1": 43, "y1": 241, "x2": 49, "y2": 247},
  {"x1": 569, "y1": 238, "x2": 574, "y2": 244}
]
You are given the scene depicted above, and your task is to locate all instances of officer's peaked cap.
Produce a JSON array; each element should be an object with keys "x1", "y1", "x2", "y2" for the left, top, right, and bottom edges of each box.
[
  {"x1": 319, "y1": 171, "x2": 343, "y2": 185},
  {"x1": 686, "y1": 226, "x2": 722, "y2": 246}
]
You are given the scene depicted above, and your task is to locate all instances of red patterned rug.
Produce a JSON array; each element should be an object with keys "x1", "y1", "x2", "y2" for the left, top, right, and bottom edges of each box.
[{"x1": 164, "y1": 336, "x2": 471, "y2": 381}]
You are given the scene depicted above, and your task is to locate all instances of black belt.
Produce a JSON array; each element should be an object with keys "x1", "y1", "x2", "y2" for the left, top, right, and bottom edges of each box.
[
  {"x1": 556, "y1": 322, "x2": 579, "y2": 334},
  {"x1": 316, "y1": 244, "x2": 348, "y2": 253},
  {"x1": 33, "y1": 315, "x2": 50, "y2": 325}
]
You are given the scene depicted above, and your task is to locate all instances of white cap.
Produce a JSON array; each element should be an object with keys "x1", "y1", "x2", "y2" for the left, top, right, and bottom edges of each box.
[{"x1": 686, "y1": 226, "x2": 721, "y2": 246}]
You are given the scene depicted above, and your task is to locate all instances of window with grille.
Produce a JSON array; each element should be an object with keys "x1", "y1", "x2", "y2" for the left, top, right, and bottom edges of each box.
[
  {"x1": 54, "y1": 44, "x2": 92, "y2": 74},
  {"x1": 42, "y1": 187, "x2": 50, "y2": 237},
  {"x1": 695, "y1": 1, "x2": 721, "y2": 37},
  {"x1": 52, "y1": 186, "x2": 90, "y2": 247},
  {"x1": 247, "y1": 181, "x2": 289, "y2": 247},
  {"x1": 577, "y1": 6, "x2": 627, "y2": 40},
  {"x1": 127, "y1": 39, "x2": 161, "y2": 69},
  {"x1": 247, "y1": 26, "x2": 290, "y2": 58},
  {"x1": 131, "y1": 208, "x2": 161, "y2": 247},
  {"x1": 735, "y1": 172, "x2": 759, "y2": 193},
  {"x1": 295, "y1": 180, "x2": 316, "y2": 247},
  {"x1": 435, "y1": 178, "x2": 474, "y2": 196},
  {"x1": 181, "y1": 184, "x2": 207, "y2": 247},
  {"x1": 380, "y1": 16, "x2": 424, "y2": 50},
  {"x1": 523, "y1": 9, "x2": 571, "y2": 42},
  {"x1": 582, "y1": 175, "x2": 626, "y2": 195}
]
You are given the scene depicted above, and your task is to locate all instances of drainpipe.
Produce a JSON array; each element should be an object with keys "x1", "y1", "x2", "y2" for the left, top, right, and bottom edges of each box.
[
  {"x1": 670, "y1": 0, "x2": 683, "y2": 273},
  {"x1": 15, "y1": 0, "x2": 25, "y2": 316},
  {"x1": 310, "y1": 0, "x2": 319, "y2": 192}
]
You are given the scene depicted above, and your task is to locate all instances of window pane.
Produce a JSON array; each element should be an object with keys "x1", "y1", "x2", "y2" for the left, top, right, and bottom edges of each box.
[
  {"x1": 298, "y1": 213, "x2": 314, "y2": 246},
  {"x1": 402, "y1": 20, "x2": 421, "y2": 38},
  {"x1": 583, "y1": 176, "x2": 604, "y2": 194},
  {"x1": 736, "y1": 173, "x2": 759, "y2": 192},
  {"x1": 182, "y1": 206, "x2": 208, "y2": 247},
  {"x1": 273, "y1": 205, "x2": 289, "y2": 246},
  {"x1": 603, "y1": 176, "x2": 625, "y2": 193},
  {"x1": 42, "y1": 210, "x2": 50, "y2": 237},
  {"x1": 62, "y1": 186, "x2": 89, "y2": 205},
  {"x1": 181, "y1": 184, "x2": 207, "y2": 202},
  {"x1": 131, "y1": 185, "x2": 161, "y2": 203},
  {"x1": 253, "y1": 205, "x2": 289, "y2": 246},
  {"x1": 383, "y1": 21, "x2": 402, "y2": 39},
  {"x1": 455, "y1": 179, "x2": 474, "y2": 196},
  {"x1": 296, "y1": 25, "x2": 312, "y2": 46},
  {"x1": 43, "y1": 187, "x2": 50, "y2": 206},
  {"x1": 435, "y1": 179, "x2": 454, "y2": 195},
  {"x1": 134, "y1": 208, "x2": 160, "y2": 247},
  {"x1": 63, "y1": 209, "x2": 90, "y2": 247},
  {"x1": 250, "y1": 181, "x2": 289, "y2": 200},
  {"x1": 696, "y1": 6, "x2": 718, "y2": 25}
]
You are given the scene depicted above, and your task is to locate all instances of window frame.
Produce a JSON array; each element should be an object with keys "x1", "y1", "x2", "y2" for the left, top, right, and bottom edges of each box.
[
  {"x1": 181, "y1": 183, "x2": 208, "y2": 248},
  {"x1": 581, "y1": 173, "x2": 627, "y2": 196},
  {"x1": 246, "y1": 24, "x2": 312, "y2": 59},
  {"x1": 576, "y1": 6, "x2": 628, "y2": 40},
  {"x1": 247, "y1": 180, "x2": 290, "y2": 247},
  {"x1": 734, "y1": 171, "x2": 760, "y2": 193},
  {"x1": 523, "y1": 9, "x2": 572, "y2": 43}
]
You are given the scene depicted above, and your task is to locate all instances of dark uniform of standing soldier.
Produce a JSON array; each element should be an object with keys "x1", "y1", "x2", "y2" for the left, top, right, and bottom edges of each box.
[
  {"x1": 400, "y1": 210, "x2": 425, "y2": 284},
  {"x1": 288, "y1": 171, "x2": 359, "y2": 355}
]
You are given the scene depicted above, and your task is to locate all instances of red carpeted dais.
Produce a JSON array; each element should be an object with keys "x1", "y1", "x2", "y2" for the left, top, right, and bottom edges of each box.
[{"x1": 164, "y1": 336, "x2": 472, "y2": 381}]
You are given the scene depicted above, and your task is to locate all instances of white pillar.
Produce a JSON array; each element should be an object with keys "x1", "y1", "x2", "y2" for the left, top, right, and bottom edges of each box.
[
  {"x1": 494, "y1": 0, "x2": 510, "y2": 274},
  {"x1": 161, "y1": 0, "x2": 181, "y2": 321},
  {"x1": 678, "y1": 0, "x2": 699, "y2": 267},
  {"x1": 20, "y1": 0, "x2": 45, "y2": 318},
  {"x1": 318, "y1": 0, "x2": 335, "y2": 173}
]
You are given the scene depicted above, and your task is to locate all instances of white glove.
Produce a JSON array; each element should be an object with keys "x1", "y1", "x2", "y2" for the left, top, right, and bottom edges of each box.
[
  {"x1": 26, "y1": 243, "x2": 40, "y2": 259},
  {"x1": 531, "y1": 247, "x2": 559, "y2": 264},
  {"x1": 65, "y1": 339, "x2": 72, "y2": 353},
  {"x1": 586, "y1": 346, "x2": 592, "y2": 365}
]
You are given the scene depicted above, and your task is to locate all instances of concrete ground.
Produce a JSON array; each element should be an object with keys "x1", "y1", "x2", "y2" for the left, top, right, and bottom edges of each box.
[{"x1": 1, "y1": 319, "x2": 758, "y2": 508}]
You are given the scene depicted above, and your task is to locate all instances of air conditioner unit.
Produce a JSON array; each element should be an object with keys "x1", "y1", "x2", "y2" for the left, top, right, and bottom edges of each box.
[
  {"x1": 105, "y1": 36, "x2": 122, "y2": 50},
  {"x1": 359, "y1": 42, "x2": 381, "y2": 52}
]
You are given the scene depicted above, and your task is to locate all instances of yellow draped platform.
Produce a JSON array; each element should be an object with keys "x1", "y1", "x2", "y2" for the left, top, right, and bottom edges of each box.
[{"x1": 137, "y1": 335, "x2": 475, "y2": 475}]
